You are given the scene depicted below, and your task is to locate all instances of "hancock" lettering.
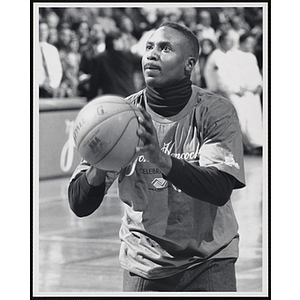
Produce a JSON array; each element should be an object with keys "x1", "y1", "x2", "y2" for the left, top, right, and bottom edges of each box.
[{"x1": 161, "y1": 141, "x2": 200, "y2": 161}]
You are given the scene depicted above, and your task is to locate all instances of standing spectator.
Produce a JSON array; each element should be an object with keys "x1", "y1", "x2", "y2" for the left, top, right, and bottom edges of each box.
[
  {"x1": 88, "y1": 29, "x2": 141, "y2": 100},
  {"x1": 215, "y1": 19, "x2": 232, "y2": 41},
  {"x1": 77, "y1": 22, "x2": 106, "y2": 98},
  {"x1": 205, "y1": 31, "x2": 263, "y2": 154},
  {"x1": 204, "y1": 32, "x2": 239, "y2": 97},
  {"x1": 229, "y1": 33, "x2": 263, "y2": 154},
  {"x1": 37, "y1": 20, "x2": 62, "y2": 98},
  {"x1": 229, "y1": 15, "x2": 248, "y2": 49}
]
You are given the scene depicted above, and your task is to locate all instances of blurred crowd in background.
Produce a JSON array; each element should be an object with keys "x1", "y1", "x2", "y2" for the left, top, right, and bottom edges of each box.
[
  {"x1": 37, "y1": 6, "x2": 264, "y2": 153},
  {"x1": 37, "y1": 7, "x2": 263, "y2": 97}
]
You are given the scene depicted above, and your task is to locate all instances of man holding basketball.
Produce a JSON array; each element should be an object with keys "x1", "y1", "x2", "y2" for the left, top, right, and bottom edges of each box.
[{"x1": 68, "y1": 21, "x2": 245, "y2": 292}]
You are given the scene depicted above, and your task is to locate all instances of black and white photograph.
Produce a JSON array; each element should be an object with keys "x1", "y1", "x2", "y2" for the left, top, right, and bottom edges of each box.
[{"x1": 31, "y1": 1, "x2": 270, "y2": 298}]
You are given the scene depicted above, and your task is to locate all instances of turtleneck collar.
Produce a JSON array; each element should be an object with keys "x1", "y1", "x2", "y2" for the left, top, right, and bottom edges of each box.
[{"x1": 145, "y1": 77, "x2": 192, "y2": 117}]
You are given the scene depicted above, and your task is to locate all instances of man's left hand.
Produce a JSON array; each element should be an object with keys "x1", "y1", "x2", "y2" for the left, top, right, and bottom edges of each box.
[{"x1": 136, "y1": 107, "x2": 172, "y2": 176}]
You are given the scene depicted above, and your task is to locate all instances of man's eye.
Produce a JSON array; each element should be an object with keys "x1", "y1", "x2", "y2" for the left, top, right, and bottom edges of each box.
[
  {"x1": 146, "y1": 44, "x2": 153, "y2": 51},
  {"x1": 163, "y1": 46, "x2": 171, "y2": 52}
]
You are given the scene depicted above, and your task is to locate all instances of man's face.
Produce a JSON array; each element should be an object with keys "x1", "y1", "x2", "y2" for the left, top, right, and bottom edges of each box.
[
  {"x1": 78, "y1": 22, "x2": 89, "y2": 38},
  {"x1": 221, "y1": 36, "x2": 234, "y2": 52},
  {"x1": 241, "y1": 37, "x2": 256, "y2": 53},
  {"x1": 59, "y1": 28, "x2": 72, "y2": 47},
  {"x1": 142, "y1": 26, "x2": 188, "y2": 88}
]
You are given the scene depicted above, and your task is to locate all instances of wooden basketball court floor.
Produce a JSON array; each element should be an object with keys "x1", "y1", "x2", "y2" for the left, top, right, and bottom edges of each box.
[{"x1": 36, "y1": 154, "x2": 268, "y2": 296}]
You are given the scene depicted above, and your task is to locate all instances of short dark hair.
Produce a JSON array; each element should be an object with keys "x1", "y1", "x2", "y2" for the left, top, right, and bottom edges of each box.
[
  {"x1": 39, "y1": 19, "x2": 48, "y2": 27},
  {"x1": 158, "y1": 21, "x2": 199, "y2": 60},
  {"x1": 239, "y1": 32, "x2": 254, "y2": 44},
  {"x1": 218, "y1": 31, "x2": 229, "y2": 44},
  {"x1": 105, "y1": 30, "x2": 122, "y2": 50}
]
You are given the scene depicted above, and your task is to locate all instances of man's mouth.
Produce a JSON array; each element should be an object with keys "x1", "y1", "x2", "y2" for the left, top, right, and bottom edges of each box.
[{"x1": 144, "y1": 63, "x2": 161, "y2": 71}]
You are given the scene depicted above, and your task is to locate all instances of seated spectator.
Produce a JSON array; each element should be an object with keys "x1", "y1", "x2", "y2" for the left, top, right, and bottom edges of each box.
[
  {"x1": 45, "y1": 10, "x2": 60, "y2": 29},
  {"x1": 37, "y1": 20, "x2": 62, "y2": 98},
  {"x1": 56, "y1": 32, "x2": 81, "y2": 98},
  {"x1": 94, "y1": 15, "x2": 118, "y2": 36},
  {"x1": 195, "y1": 10, "x2": 217, "y2": 43},
  {"x1": 158, "y1": 7, "x2": 182, "y2": 23},
  {"x1": 117, "y1": 15, "x2": 138, "y2": 51},
  {"x1": 48, "y1": 27, "x2": 59, "y2": 47},
  {"x1": 55, "y1": 22, "x2": 73, "y2": 51},
  {"x1": 74, "y1": 20, "x2": 90, "y2": 54},
  {"x1": 180, "y1": 7, "x2": 197, "y2": 32},
  {"x1": 122, "y1": 7, "x2": 152, "y2": 40},
  {"x1": 191, "y1": 38, "x2": 216, "y2": 88}
]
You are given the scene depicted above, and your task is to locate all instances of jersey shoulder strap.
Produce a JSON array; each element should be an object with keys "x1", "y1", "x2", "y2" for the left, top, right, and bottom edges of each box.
[{"x1": 125, "y1": 90, "x2": 146, "y2": 108}]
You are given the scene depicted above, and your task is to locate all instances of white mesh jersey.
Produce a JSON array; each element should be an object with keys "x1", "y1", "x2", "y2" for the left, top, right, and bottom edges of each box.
[{"x1": 111, "y1": 85, "x2": 245, "y2": 279}]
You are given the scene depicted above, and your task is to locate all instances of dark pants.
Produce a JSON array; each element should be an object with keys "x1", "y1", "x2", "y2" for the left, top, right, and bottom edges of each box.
[{"x1": 123, "y1": 258, "x2": 237, "y2": 292}]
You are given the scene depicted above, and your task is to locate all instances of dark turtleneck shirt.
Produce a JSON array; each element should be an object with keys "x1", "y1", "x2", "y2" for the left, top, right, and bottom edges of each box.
[{"x1": 146, "y1": 77, "x2": 192, "y2": 117}]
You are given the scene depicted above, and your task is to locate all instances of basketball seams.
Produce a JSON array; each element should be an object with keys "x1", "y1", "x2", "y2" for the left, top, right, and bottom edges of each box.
[
  {"x1": 76, "y1": 105, "x2": 139, "y2": 150},
  {"x1": 91, "y1": 114, "x2": 139, "y2": 167},
  {"x1": 78, "y1": 100, "x2": 136, "y2": 125}
]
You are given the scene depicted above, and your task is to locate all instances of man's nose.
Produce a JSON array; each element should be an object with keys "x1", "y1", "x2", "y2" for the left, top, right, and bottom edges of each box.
[{"x1": 147, "y1": 47, "x2": 159, "y2": 60}]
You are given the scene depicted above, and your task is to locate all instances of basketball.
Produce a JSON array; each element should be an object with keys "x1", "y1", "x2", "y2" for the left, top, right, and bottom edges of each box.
[{"x1": 73, "y1": 95, "x2": 143, "y2": 171}]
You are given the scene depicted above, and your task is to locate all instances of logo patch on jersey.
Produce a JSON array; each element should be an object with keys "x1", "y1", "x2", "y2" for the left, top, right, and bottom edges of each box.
[
  {"x1": 224, "y1": 154, "x2": 240, "y2": 169},
  {"x1": 151, "y1": 178, "x2": 168, "y2": 189}
]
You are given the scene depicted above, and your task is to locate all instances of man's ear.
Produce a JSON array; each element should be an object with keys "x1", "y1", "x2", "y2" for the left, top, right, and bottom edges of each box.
[{"x1": 184, "y1": 57, "x2": 196, "y2": 75}]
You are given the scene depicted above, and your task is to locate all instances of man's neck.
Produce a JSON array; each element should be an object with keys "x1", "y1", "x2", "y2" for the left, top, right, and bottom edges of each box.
[{"x1": 145, "y1": 77, "x2": 192, "y2": 117}]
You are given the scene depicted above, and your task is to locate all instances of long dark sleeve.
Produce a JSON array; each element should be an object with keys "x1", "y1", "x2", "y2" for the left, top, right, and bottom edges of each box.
[
  {"x1": 68, "y1": 171, "x2": 106, "y2": 217},
  {"x1": 163, "y1": 156, "x2": 236, "y2": 206}
]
